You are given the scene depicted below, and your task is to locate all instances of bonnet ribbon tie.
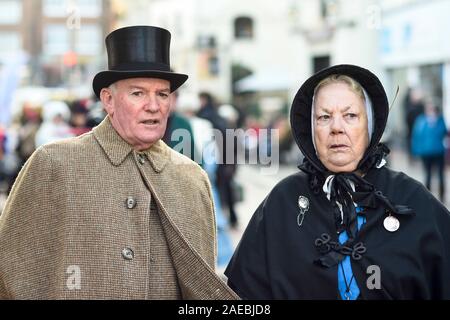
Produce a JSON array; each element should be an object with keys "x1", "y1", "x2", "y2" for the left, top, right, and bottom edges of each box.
[{"x1": 313, "y1": 171, "x2": 414, "y2": 268}]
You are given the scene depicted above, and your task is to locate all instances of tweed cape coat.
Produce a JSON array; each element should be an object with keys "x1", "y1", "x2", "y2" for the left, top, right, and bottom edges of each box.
[{"x1": 0, "y1": 116, "x2": 238, "y2": 300}]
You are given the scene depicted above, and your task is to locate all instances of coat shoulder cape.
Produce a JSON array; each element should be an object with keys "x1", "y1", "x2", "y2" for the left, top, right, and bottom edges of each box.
[
  {"x1": 225, "y1": 167, "x2": 450, "y2": 299},
  {"x1": 0, "y1": 119, "x2": 238, "y2": 299}
]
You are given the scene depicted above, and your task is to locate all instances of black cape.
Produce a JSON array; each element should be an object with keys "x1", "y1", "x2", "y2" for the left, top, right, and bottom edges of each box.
[{"x1": 225, "y1": 166, "x2": 450, "y2": 299}]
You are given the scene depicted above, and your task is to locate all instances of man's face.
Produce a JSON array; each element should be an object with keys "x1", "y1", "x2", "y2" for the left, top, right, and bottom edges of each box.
[
  {"x1": 313, "y1": 82, "x2": 369, "y2": 173},
  {"x1": 101, "y1": 77, "x2": 171, "y2": 151}
]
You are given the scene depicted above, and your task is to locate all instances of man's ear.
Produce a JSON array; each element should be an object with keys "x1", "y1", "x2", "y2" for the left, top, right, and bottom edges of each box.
[{"x1": 100, "y1": 88, "x2": 114, "y2": 116}]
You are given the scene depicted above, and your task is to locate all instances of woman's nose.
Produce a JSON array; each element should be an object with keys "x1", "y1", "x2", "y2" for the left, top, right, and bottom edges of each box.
[{"x1": 330, "y1": 116, "x2": 345, "y2": 134}]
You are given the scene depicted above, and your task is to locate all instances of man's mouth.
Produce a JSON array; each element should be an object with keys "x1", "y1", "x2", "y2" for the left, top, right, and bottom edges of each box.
[{"x1": 141, "y1": 120, "x2": 159, "y2": 125}]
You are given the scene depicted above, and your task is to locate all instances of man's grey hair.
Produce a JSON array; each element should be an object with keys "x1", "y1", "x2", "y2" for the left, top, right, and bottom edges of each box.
[{"x1": 108, "y1": 83, "x2": 116, "y2": 92}]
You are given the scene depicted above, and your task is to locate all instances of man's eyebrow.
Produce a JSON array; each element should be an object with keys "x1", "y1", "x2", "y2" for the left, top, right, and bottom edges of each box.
[
  {"x1": 127, "y1": 85, "x2": 170, "y2": 92},
  {"x1": 128, "y1": 85, "x2": 146, "y2": 91}
]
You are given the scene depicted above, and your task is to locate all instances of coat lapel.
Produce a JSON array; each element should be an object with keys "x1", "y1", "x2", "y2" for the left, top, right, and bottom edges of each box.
[{"x1": 137, "y1": 148, "x2": 238, "y2": 299}]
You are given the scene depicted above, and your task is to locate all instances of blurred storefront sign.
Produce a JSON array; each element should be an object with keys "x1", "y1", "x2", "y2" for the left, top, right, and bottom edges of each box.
[
  {"x1": 381, "y1": 1, "x2": 450, "y2": 67},
  {"x1": 235, "y1": 69, "x2": 293, "y2": 93}
]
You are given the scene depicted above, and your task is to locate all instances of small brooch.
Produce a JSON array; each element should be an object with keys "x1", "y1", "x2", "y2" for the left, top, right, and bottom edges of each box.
[{"x1": 297, "y1": 195, "x2": 310, "y2": 226}]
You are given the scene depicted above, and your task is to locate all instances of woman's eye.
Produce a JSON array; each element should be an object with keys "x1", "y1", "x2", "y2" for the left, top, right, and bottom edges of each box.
[
  {"x1": 132, "y1": 91, "x2": 143, "y2": 97},
  {"x1": 317, "y1": 115, "x2": 330, "y2": 121},
  {"x1": 158, "y1": 92, "x2": 169, "y2": 98},
  {"x1": 345, "y1": 113, "x2": 358, "y2": 119}
]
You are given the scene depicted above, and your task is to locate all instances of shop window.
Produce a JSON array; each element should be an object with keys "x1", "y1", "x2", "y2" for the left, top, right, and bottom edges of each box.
[{"x1": 234, "y1": 17, "x2": 253, "y2": 39}]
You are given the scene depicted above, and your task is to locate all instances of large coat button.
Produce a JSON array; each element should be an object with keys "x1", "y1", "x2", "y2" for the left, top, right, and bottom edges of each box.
[
  {"x1": 122, "y1": 248, "x2": 134, "y2": 260},
  {"x1": 126, "y1": 197, "x2": 136, "y2": 209},
  {"x1": 137, "y1": 153, "x2": 146, "y2": 164}
]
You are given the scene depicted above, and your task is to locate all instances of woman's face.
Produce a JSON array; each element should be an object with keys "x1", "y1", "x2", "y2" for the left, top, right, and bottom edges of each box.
[{"x1": 313, "y1": 82, "x2": 369, "y2": 173}]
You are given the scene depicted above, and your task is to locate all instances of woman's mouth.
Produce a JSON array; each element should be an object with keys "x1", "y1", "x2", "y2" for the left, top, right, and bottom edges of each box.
[{"x1": 330, "y1": 144, "x2": 349, "y2": 149}]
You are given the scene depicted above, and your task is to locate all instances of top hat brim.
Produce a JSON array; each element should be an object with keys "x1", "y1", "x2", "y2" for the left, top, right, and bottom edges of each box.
[
  {"x1": 290, "y1": 64, "x2": 389, "y2": 173},
  {"x1": 93, "y1": 70, "x2": 188, "y2": 99}
]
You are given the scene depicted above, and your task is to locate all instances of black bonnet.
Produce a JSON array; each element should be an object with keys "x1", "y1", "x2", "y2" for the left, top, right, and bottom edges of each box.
[{"x1": 290, "y1": 64, "x2": 389, "y2": 173}]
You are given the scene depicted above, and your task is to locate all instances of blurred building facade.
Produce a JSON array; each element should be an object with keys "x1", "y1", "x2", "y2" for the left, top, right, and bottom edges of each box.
[
  {"x1": 118, "y1": 0, "x2": 450, "y2": 145},
  {"x1": 2, "y1": 0, "x2": 448, "y2": 143},
  {"x1": 0, "y1": 0, "x2": 119, "y2": 90},
  {"x1": 117, "y1": 0, "x2": 383, "y2": 120},
  {"x1": 380, "y1": 0, "x2": 450, "y2": 139}
]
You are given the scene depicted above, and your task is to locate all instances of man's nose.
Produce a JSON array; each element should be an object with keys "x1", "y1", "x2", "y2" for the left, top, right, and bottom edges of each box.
[{"x1": 143, "y1": 94, "x2": 160, "y2": 112}]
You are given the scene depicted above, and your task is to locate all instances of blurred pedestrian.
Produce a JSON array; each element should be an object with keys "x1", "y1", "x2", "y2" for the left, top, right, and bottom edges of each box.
[
  {"x1": 219, "y1": 103, "x2": 244, "y2": 202},
  {"x1": 162, "y1": 90, "x2": 197, "y2": 160},
  {"x1": 178, "y1": 93, "x2": 234, "y2": 268},
  {"x1": 69, "y1": 99, "x2": 91, "y2": 136},
  {"x1": 198, "y1": 93, "x2": 239, "y2": 229},
  {"x1": 0, "y1": 126, "x2": 6, "y2": 185},
  {"x1": 226, "y1": 64, "x2": 450, "y2": 299},
  {"x1": 244, "y1": 116, "x2": 261, "y2": 161},
  {"x1": 0, "y1": 126, "x2": 5, "y2": 159},
  {"x1": 86, "y1": 99, "x2": 107, "y2": 128},
  {"x1": 5, "y1": 103, "x2": 43, "y2": 194},
  {"x1": 0, "y1": 26, "x2": 237, "y2": 300},
  {"x1": 404, "y1": 87, "x2": 424, "y2": 160},
  {"x1": 16, "y1": 103, "x2": 42, "y2": 165},
  {"x1": 411, "y1": 100, "x2": 448, "y2": 202},
  {"x1": 35, "y1": 100, "x2": 74, "y2": 147},
  {"x1": 271, "y1": 115, "x2": 294, "y2": 164}
]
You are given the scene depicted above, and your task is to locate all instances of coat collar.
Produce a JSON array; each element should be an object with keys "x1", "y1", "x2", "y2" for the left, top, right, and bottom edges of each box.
[{"x1": 93, "y1": 116, "x2": 170, "y2": 172}]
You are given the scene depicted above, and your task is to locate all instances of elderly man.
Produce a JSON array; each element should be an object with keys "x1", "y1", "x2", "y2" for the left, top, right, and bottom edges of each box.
[{"x1": 0, "y1": 25, "x2": 238, "y2": 300}]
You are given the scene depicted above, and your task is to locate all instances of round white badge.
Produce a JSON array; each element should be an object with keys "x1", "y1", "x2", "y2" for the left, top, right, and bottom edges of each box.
[{"x1": 383, "y1": 215, "x2": 400, "y2": 232}]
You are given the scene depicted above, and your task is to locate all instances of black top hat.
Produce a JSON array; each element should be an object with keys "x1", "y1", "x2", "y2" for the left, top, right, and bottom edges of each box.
[
  {"x1": 92, "y1": 25, "x2": 188, "y2": 98},
  {"x1": 290, "y1": 64, "x2": 389, "y2": 173}
]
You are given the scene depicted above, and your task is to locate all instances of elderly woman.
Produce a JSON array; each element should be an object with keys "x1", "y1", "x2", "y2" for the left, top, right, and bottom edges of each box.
[{"x1": 225, "y1": 64, "x2": 450, "y2": 300}]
